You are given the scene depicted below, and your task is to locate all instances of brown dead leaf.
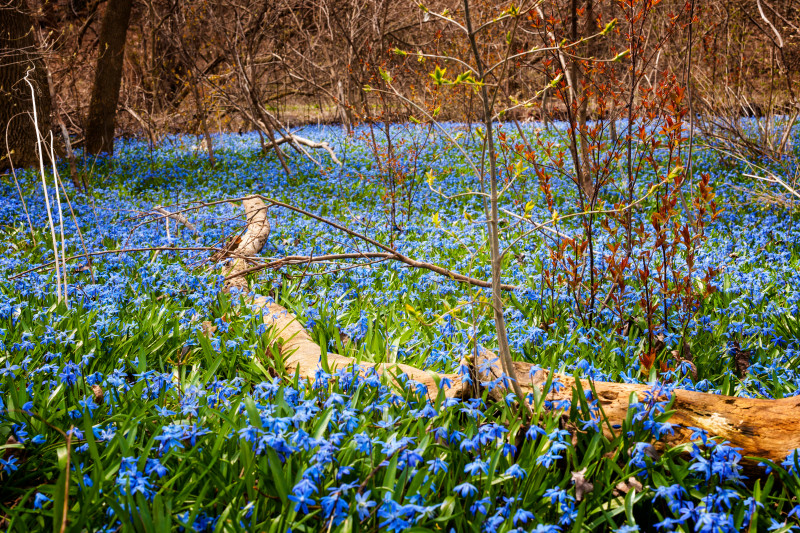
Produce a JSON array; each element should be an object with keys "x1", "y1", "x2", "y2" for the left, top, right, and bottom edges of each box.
[
  {"x1": 671, "y1": 340, "x2": 692, "y2": 361},
  {"x1": 614, "y1": 476, "x2": 643, "y2": 496},
  {"x1": 675, "y1": 357, "x2": 698, "y2": 380},
  {"x1": 92, "y1": 384, "x2": 104, "y2": 404},
  {"x1": 2, "y1": 435, "x2": 20, "y2": 461},
  {"x1": 629, "y1": 443, "x2": 660, "y2": 461},
  {"x1": 201, "y1": 321, "x2": 218, "y2": 338},
  {"x1": 571, "y1": 468, "x2": 594, "y2": 501},
  {"x1": 178, "y1": 345, "x2": 190, "y2": 362},
  {"x1": 620, "y1": 316, "x2": 635, "y2": 337},
  {"x1": 670, "y1": 339, "x2": 695, "y2": 379},
  {"x1": 731, "y1": 341, "x2": 753, "y2": 376},
  {"x1": 653, "y1": 334, "x2": 667, "y2": 354}
]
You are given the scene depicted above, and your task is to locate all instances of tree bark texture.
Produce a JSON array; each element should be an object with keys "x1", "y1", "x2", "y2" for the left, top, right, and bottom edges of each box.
[
  {"x1": 0, "y1": 0, "x2": 52, "y2": 171},
  {"x1": 85, "y1": 0, "x2": 133, "y2": 155},
  {"x1": 221, "y1": 197, "x2": 800, "y2": 469}
]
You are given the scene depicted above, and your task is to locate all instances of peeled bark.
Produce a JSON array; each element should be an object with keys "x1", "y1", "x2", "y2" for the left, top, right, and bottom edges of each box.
[
  {"x1": 222, "y1": 197, "x2": 800, "y2": 466},
  {"x1": 0, "y1": 0, "x2": 52, "y2": 171},
  {"x1": 85, "y1": 0, "x2": 133, "y2": 156}
]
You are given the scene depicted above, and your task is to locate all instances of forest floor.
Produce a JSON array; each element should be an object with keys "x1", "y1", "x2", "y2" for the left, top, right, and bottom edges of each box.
[{"x1": 1, "y1": 122, "x2": 800, "y2": 531}]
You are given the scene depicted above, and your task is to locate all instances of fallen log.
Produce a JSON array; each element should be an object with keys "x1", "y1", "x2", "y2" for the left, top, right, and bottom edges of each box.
[
  {"x1": 221, "y1": 197, "x2": 800, "y2": 467},
  {"x1": 473, "y1": 352, "x2": 800, "y2": 466}
]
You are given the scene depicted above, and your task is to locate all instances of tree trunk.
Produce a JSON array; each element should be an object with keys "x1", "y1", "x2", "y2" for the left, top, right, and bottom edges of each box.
[
  {"x1": 0, "y1": 0, "x2": 52, "y2": 171},
  {"x1": 84, "y1": 0, "x2": 133, "y2": 156}
]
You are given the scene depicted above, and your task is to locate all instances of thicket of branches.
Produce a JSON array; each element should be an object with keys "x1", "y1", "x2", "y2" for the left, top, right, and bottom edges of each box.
[{"x1": 1, "y1": 0, "x2": 797, "y2": 158}]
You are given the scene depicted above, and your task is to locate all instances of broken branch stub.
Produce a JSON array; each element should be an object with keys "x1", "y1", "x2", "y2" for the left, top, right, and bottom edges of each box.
[
  {"x1": 152, "y1": 206, "x2": 198, "y2": 235},
  {"x1": 221, "y1": 197, "x2": 800, "y2": 465}
]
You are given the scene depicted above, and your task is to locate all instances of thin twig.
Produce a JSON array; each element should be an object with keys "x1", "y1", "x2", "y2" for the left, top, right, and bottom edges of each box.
[
  {"x1": 8, "y1": 246, "x2": 249, "y2": 280},
  {"x1": 24, "y1": 68, "x2": 62, "y2": 302}
]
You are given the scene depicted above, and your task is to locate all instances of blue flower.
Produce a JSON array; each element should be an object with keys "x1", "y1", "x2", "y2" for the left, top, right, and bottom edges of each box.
[
  {"x1": 469, "y1": 497, "x2": 490, "y2": 515},
  {"x1": 427, "y1": 457, "x2": 448, "y2": 475},
  {"x1": 145, "y1": 458, "x2": 169, "y2": 478},
  {"x1": 453, "y1": 482, "x2": 478, "y2": 497},
  {"x1": 377, "y1": 498, "x2": 410, "y2": 532},
  {"x1": 320, "y1": 493, "x2": 349, "y2": 525},
  {"x1": 355, "y1": 490, "x2": 376, "y2": 520},
  {"x1": 155, "y1": 405, "x2": 176, "y2": 417},
  {"x1": 33, "y1": 492, "x2": 52, "y2": 509},
  {"x1": 654, "y1": 484, "x2": 686, "y2": 514},
  {"x1": 1, "y1": 360, "x2": 21, "y2": 379},
  {"x1": 1, "y1": 456, "x2": 19, "y2": 474},
  {"x1": 59, "y1": 361, "x2": 80, "y2": 386},
  {"x1": 526, "y1": 425, "x2": 547, "y2": 440},
  {"x1": 464, "y1": 459, "x2": 489, "y2": 476},
  {"x1": 288, "y1": 491, "x2": 315, "y2": 514},
  {"x1": 781, "y1": 449, "x2": 800, "y2": 475},
  {"x1": 654, "y1": 517, "x2": 684, "y2": 531},
  {"x1": 530, "y1": 525, "x2": 562, "y2": 533},
  {"x1": 514, "y1": 508, "x2": 535, "y2": 526},
  {"x1": 505, "y1": 464, "x2": 527, "y2": 479},
  {"x1": 543, "y1": 487, "x2": 569, "y2": 505}
]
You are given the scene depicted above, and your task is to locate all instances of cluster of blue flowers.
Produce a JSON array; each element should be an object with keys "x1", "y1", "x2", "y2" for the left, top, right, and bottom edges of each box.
[{"x1": 1, "y1": 122, "x2": 799, "y2": 529}]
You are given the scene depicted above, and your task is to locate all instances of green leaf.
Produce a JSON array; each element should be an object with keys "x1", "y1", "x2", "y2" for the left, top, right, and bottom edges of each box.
[
  {"x1": 624, "y1": 487, "x2": 636, "y2": 525},
  {"x1": 430, "y1": 65, "x2": 448, "y2": 85},
  {"x1": 601, "y1": 18, "x2": 618, "y2": 35},
  {"x1": 266, "y1": 448, "x2": 290, "y2": 507},
  {"x1": 612, "y1": 49, "x2": 631, "y2": 62},
  {"x1": 454, "y1": 71, "x2": 473, "y2": 84},
  {"x1": 313, "y1": 408, "x2": 334, "y2": 440},
  {"x1": 51, "y1": 468, "x2": 66, "y2": 533}
]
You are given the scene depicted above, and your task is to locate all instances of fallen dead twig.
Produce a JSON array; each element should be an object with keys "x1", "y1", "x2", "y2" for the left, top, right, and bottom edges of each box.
[
  {"x1": 8, "y1": 246, "x2": 254, "y2": 280},
  {"x1": 151, "y1": 206, "x2": 198, "y2": 235}
]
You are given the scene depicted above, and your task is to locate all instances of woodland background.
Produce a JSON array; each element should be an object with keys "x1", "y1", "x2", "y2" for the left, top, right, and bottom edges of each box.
[
  {"x1": 3, "y1": 0, "x2": 800, "y2": 531},
  {"x1": 1, "y1": 0, "x2": 798, "y2": 171}
]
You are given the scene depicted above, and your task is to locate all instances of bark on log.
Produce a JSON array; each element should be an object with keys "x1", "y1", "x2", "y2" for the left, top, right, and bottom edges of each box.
[
  {"x1": 222, "y1": 197, "x2": 800, "y2": 466},
  {"x1": 222, "y1": 198, "x2": 271, "y2": 292},
  {"x1": 472, "y1": 352, "x2": 800, "y2": 466}
]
